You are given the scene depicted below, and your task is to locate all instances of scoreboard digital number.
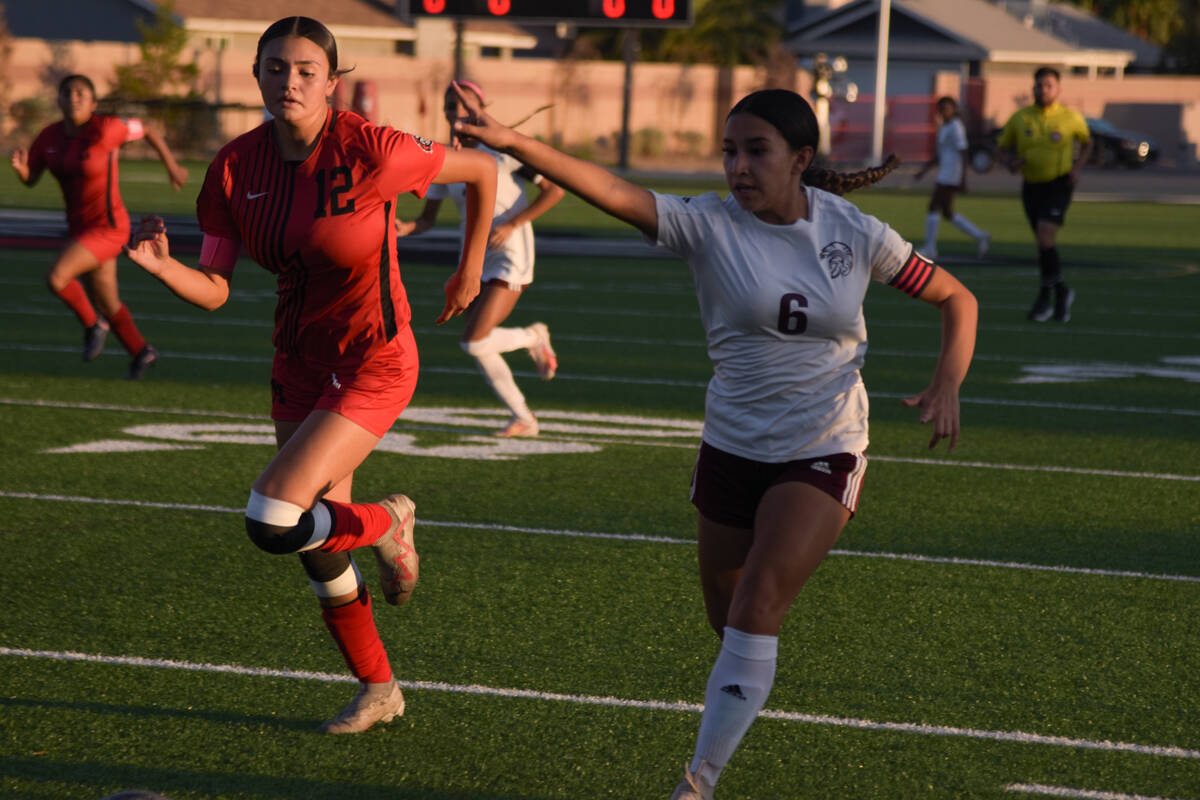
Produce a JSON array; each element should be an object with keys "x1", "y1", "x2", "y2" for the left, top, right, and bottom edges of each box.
[{"x1": 403, "y1": 0, "x2": 692, "y2": 26}]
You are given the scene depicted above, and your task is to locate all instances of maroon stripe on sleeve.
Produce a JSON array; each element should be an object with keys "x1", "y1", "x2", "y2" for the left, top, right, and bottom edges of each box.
[{"x1": 889, "y1": 252, "x2": 936, "y2": 297}]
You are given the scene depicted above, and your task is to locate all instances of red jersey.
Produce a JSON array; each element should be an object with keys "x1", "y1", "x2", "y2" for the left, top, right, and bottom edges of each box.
[
  {"x1": 28, "y1": 115, "x2": 141, "y2": 237},
  {"x1": 197, "y1": 109, "x2": 445, "y2": 371}
]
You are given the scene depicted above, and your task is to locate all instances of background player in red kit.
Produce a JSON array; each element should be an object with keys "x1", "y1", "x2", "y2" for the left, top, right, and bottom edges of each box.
[
  {"x1": 10, "y1": 74, "x2": 188, "y2": 378},
  {"x1": 124, "y1": 17, "x2": 497, "y2": 733}
]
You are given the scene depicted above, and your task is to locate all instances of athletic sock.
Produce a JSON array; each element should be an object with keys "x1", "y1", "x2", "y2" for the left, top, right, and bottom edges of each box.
[
  {"x1": 923, "y1": 213, "x2": 940, "y2": 254},
  {"x1": 320, "y1": 585, "x2": 392, "y2": 684},
  {"x1": 467, "y1": 350, "x2": 534, "y2": 422},
  {"x1": 950, "y1": 213, "x2": 985, "y2": 240},
  {"x1": 1038, "y1": 246, "x2": 1062, "y2": 288},
  {"x1": 690, "y1": 627, "x2": 779, "y2": 788},
  {"x1": 54, "y1": 279, "x2": 98, "y2": 327},
  {"x1": 465, "y1": 326, "x2": 538, "y2": 356},
  {"x1": 317, "y1": 499, "x2": 393, "y2": 553},
  {"x1": 106, "y1": 304, "x2": 147, "y2": 356}
]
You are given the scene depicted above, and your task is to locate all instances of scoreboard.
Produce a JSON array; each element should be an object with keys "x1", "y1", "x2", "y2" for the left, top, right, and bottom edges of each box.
[{"x1": 401, "y1": 0, "x2": 692, "y2": 26}]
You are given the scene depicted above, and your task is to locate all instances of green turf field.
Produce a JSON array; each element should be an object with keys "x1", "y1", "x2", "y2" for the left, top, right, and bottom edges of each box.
[{"x1": 0, "y1": 184, "x2": 1198, "y2": 800}]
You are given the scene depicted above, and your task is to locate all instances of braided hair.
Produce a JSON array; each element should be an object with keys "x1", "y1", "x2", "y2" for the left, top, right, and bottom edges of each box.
[{"x1": 727, "y1": 90, "x2": 900, "y2": 196}]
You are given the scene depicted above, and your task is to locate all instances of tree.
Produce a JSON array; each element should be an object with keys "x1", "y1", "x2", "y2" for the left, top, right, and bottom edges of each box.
[{"x1": 112, "y1": 0, "x2": 198, "y2": 99}]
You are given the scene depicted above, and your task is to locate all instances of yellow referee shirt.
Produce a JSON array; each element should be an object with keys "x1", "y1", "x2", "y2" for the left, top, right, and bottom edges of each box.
[{"x1": 998, "y1": 102, "x2": 1090, "y2": 184}]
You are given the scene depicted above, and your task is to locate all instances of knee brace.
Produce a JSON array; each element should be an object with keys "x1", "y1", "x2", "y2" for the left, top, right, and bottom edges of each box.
[
  {"x1": 299, "y1": 550, "x2": 362, "y2": 598},
  {"x1": 244, "y1": 490, "x2": 331, "y2": 555}
]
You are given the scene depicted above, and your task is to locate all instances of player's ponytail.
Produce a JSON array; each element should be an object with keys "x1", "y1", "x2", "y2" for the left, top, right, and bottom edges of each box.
[{"x1": 803, "y1": 154, "x2": 901, "y2": 196}]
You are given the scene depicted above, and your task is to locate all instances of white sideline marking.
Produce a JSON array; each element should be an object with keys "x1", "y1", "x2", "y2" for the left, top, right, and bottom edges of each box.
[
  {"x1": 2, "y1": 647, "x2": 1197, "y2": 761},
  {"x1": 1, "y1": 490, "x2": 1197, "y2": 584},
  {"x1": 1006, "y1": 782, "x2": 1188, "y2": 800},
  {"x1": 4, "y1": 397, "x2": 1200, "y2": 477}
]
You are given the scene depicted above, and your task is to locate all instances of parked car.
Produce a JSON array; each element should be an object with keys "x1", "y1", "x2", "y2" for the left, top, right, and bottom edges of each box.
[
  {"x1": 966, "y1": 118, "x2": 1158, "y2": 172},
  {"x1": 1085, "y1": 117, "x2": 1158, "y2": 168}
]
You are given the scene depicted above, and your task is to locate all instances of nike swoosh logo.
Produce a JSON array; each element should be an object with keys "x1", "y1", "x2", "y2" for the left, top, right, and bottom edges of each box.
[{"x1": 246, "y1": 191, "x2": 269, "y2": 200}]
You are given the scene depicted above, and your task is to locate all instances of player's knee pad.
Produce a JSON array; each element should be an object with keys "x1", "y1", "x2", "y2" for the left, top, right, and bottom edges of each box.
[
  {"x1": 299, "y1": 550, "x2": 362, "y2": 599},
  {"x1": 244, "y1": 490, "x2": 319, "y2": 555}
]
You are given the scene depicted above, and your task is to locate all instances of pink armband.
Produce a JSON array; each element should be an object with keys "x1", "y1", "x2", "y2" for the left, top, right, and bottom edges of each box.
[
  {"x1": 123, "y1": 118, "x2": 146, "y2": 143},
  {"x1": 199, "y1": 234, "x2": 240, "y2": 276}
]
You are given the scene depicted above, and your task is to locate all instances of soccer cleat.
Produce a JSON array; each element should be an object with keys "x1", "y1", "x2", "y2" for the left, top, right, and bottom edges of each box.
[
  {"x1": 372, "y1": 494, "x2": 418, "y2": 606},
  {"x1": 976, "y1": 233, "x2": 991, "y2": 260},
  {"x1": 127, "y1": 346, "x2": 159, "y2": 380},
  {"x1": 1026, "y1": 289, "x2": 1053, "y2": 322},
  {"x1": 318, "y1": 681, "x2": 405, "y2": 734},
  {"x1": 83, "y1": 319, "x2": 109, "y2": 362},
  {"x1": 526, "y1": 322, "x2": 557, "y2": 380},
  {"x1": 1053, "y1": 285, "x2": 1075, "y2": 323},
  {"x1": 496, "y1": 416, "x2": 539, "y2": 438},
  {"x1": 668, "y1": 763, "x2": 714, "y2": 800}
]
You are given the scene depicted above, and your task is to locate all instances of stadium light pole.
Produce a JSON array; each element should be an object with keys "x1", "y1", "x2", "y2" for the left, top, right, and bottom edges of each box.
[{"x1": 870, "y1": 0, "x2": 891, "y2": 164}]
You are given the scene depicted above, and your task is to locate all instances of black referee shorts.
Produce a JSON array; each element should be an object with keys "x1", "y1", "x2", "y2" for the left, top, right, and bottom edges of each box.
[{"x1": 1022, "y1": 174, "x2": 1074, "y2": 230}]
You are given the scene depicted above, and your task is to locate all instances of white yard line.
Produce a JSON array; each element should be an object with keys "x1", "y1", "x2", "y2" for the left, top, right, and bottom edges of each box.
[
  {"x1": 1, "y1": 490, "x2": 1197, "y2": 584},
  {"x1": 1, "y1": 646, "x2": 1197, "y2": 762},
  {"x1": 1006, "y1": 782, "x2": 1190, "y2": 800}
]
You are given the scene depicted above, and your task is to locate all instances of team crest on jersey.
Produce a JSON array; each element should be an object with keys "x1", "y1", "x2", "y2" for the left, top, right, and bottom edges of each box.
[
  {"x1": 1050, "y1": 131, "x2": 1062, "y2": 143},
  {"x1": 414, "y1": 135, "x2": 434, "y2": 153},
  {"x1": 820, "y1": 241, "x2": 853, "y2": 279}
]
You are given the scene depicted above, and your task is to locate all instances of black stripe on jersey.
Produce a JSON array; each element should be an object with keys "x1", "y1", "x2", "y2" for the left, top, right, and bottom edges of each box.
[
  {"x1": 275, "y1": 168, "x2": 305, "y2": 354},
  {"x1": 379, "y1": 199, "x2": 397, "y2": 341},
  {"x1": 328, "y1": 110, "x2": 339, "y2": 133},
  {"x1": 105, "y1": 151, "x2": 116, "y2": 228},
  {"x1": 889, "y1": 251, "x2": 935, "y2": 297}
]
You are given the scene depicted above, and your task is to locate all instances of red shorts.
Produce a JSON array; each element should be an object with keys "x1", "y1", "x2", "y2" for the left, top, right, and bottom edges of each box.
[
  {"x1": 690, "y1": 441, "x2": 867, "y2": 529},
  {"x1": 74, "y1": 224, "x2": 130, "y2": 263},
  {"x1": 269, "y1": 325, "x2": 419, "y2": 437}
]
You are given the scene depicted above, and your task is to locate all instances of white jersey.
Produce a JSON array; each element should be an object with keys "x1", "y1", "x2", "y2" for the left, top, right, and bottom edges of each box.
[
  {"x1": 427, "y1": 144, "x2": 541, "y2": 287},
  {"x1": 653, "y1": 188, "x2": 916, "y2": 462},
  {"x1": 935, "y1": 117, "x2": 968, "y2": 186}
]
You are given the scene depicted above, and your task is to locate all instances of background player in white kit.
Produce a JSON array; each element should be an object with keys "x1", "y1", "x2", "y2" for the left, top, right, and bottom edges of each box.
[
  {"x1": 453, "y1": 86, "x2": 978, "y2": 799},
  {"x1": 915, "y1": 96, "x2": 990, "y2": 259},
  {"x1": 398, "y1": 80, "x2": 564, "y2": 438}
]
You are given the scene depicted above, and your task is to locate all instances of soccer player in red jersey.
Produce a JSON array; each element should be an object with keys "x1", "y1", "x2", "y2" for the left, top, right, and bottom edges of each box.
[
  {"x1": 9, "y1": 74, "x2": 188, "y2": 378},
  {"x1": 124, "y1": 17, "x2": 497, "y2": 733}
]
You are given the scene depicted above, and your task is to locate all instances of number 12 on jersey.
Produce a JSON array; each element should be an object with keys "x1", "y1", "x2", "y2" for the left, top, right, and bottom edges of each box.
[{"x1": 314, "y1": 167, "x2": 355, "y2": 218}]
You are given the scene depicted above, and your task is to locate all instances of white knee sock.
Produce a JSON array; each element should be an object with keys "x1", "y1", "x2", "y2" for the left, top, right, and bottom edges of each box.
[
  {"x1": 464, "y1": 326, "x2": 537, "y2": 357},
  {"x1": 689, "y1": 627, "x2": 778, "y2": 788},
  {"x1": 462, "y1": 343, "x2": 534, "y2": 422},
  {"x1": 924, "y1": 213, "x2": 940, "y2": 254},
  {"x1": 951, "y1": 213, "x2": 986, "y2": 240}
]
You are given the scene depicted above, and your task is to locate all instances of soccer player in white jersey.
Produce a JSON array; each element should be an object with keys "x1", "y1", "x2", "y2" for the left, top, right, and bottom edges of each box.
[
  {"x1": 915, "y1": 96, "x2": 990, "y2": 259},
  {"x1": 455, "y1": 86, "x2": 978, "y2": 799},
  {"x1": 398, "y1": 80, "x2": 564, "y2": 438}
]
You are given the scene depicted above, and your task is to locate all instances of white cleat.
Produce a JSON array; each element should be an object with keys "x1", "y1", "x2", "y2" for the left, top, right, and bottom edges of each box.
[
  {"x1": 318, "y1": 681, "x2": 405, "y2": 734},
  {"x1": 668, "y1": 764, "x2": 714, "y2": 800},
  {"x1": 977, "y1": 233, "x2": 991, "y2": 259},
  {"x1": 526, "y1": 322, "x2": 557, "y2": 380},
  {"x1": 496, "y1": 416, "x2": 539, "y2": 438},
  {"x1": 372, "y1": 494, "x2": 418, "y2": 606}
]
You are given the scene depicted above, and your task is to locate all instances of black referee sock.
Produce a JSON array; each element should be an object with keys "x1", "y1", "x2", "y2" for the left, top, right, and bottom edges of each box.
[{"x1": 1038, "y1": 247, "x2": 1062, "y2": 288}]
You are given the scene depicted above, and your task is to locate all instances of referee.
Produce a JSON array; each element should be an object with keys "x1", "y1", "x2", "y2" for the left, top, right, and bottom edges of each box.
[{"x1": 998, "y1": 66, "x2": 1092, "y2": 322}]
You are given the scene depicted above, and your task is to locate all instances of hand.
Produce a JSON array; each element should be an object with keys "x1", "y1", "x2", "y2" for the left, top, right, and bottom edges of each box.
[
  {"x1": 395, "y1": 218, "x2": 418, "y2": 238},
  {"x1": 123, "y1": 215, "x2": 172, "y2": 277},
  {"x1": 10, "y1": 148, "x2": 29, "y2": 182},
  {"x1": 900, "y1": 384, "x2": 961, "y2": 452},
  {"x1": 450, "y1": 82, "x2": 517, "y2": 152},
  {"x1": 435, "y1": 267, "x2": 480, "y2": 325},
  {"x1": 167, "y1": 163, "x2": 189, "y2": 191},
  {"x1": 488, "y1": 221, "x2": 515, "y2": 249},
  {"x1": 1068, "y1": 168, "x2": 1081, "y2": 187}
]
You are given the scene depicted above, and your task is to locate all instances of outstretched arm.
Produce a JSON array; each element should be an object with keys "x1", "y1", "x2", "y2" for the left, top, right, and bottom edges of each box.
[
  {"x1": 143, "y1": 125, "x2": 189, "y2": 191},
  {"x1": 431, "y1": 146, "x2": 496, "y2": 324},
  {"x1": 450, "y1": 83, "x2": 658, "y2": 239},
  {"x1": 124, "y1": 215, "x2": 230, "y2": 311},
  {"x1": 901, "y1": 265, "x2": 978, "y2": 452}
]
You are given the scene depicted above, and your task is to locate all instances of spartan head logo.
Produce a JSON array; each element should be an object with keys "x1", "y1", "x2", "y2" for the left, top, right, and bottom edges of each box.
[
  {"x1": 414, "y1": 135, "x2": 434, "y2": 153},
  {"x1": 820, "y1": 241, "x2": 853, "y2": 279}
]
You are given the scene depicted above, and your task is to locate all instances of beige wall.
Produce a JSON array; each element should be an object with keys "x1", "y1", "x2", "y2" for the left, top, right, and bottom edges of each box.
[{"x1": 4, "y1": 35, "x2": 1196, "y2": 165}]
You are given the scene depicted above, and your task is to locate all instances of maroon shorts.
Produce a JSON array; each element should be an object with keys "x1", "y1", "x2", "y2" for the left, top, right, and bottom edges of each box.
[
  {"x1": 74, "y1": 224, "x2": 130, "y2": 263},
  {"x1": 269, "y1": 325, "x2": 419, "y2": 438},
  {"x1": 689, "y1": 441, "x2": 867, "y2": 529}
]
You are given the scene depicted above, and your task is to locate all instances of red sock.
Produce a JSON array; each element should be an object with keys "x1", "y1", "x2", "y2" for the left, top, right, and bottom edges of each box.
[
  {"x1": 320, "y1": 587, "x2": 392, "y2": 683},
  {"x1": 106, "y1": 304, "x2": 147, "y2": 356},
  {"x1": 54, "y1": 279, "x2": 97, "y2": 327},
  {"x1": 318, "y1": 500, "x2": 392, "y2": 553}
]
